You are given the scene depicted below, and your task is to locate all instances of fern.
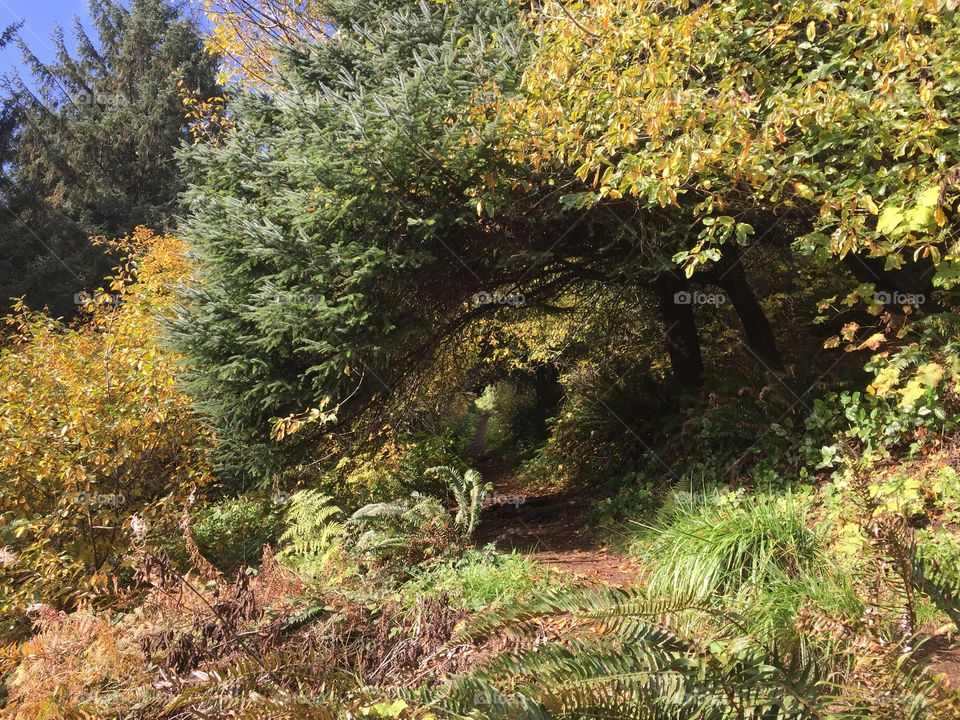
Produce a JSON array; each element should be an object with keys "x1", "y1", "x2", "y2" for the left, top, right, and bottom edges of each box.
[
  {"x1": 424, "y1": 465, "x2": 489, "y2": 540},
  {"x1": 277, "y1": 490, "x2": 344, "y2": 574},
  {"x1": 162, "y1": 649, "x2": 356, "y2": 719},
  {"x1": 431, "y1": 573, "x2": 959, "y2": 720},
  {"x1": 348, "y1": 466, "x2": 489, "y2": 567},
  {"x1": 433, "y1": 585, "x2": 827, "y2": 719}
]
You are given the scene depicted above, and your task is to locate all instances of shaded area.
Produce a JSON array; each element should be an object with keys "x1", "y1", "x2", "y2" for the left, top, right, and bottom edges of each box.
[{"x1": 470, "y1": 418, "x2": 638, "y2": 587}]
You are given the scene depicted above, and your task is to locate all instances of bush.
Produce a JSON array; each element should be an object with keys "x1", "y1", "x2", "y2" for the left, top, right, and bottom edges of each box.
[
  {"x1": 192, "y1": 496, "x2": 283, "y2": 574},
  {"x1": 0, "y1": 229, "x2": 212, "y2": 624}
]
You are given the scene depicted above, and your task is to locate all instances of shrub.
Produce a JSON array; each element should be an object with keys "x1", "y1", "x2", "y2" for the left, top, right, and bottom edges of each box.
[
  {"x1": 0, "y1": 228, "x2": 212, "y2": 624},
  {"x1": 191, "y1": 495, "x2": 283, "y2": 574}
]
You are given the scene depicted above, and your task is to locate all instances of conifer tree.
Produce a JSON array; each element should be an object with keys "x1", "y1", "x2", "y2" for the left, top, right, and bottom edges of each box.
[
  {"x1": 0, "y1": 0, "x2": 218, "y2": 315},
  {"x1": 175, "y1": 0, "x2": 538, "y2": 481}
]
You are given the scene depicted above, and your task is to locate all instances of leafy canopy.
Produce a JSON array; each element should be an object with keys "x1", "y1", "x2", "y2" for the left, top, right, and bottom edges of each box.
[{"x1": 510, "y1": 0, "x2": 960, "y2": 279}]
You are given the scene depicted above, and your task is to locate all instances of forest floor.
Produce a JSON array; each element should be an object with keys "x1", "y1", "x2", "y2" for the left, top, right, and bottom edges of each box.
[{"x1": 470, "y1": 413, "x2": 639, "y2": 586}]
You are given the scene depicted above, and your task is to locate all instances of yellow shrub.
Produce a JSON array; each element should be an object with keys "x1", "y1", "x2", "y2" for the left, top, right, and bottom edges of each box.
[{"x1": 0, "y1": 228, "x2": 213, "y2": 619}]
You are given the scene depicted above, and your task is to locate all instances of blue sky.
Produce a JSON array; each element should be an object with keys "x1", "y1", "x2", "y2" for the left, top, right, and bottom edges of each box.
[
  {"x1": 0, "y1": 0, "x2": 93, "y2": 77},
  {"x1": 0, "y1": 1, "x2": 208, "y2": 83}
]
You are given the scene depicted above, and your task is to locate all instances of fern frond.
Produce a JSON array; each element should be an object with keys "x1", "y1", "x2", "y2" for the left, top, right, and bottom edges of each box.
[
  {"x1": 456, "y1": 584, "x2": 698, "y2": 644},
  {"x1": 162, "y1": 649, "x2": 355, "y2": 718},
  {"x1": 914, "y1": 546, "x2": 960, "y2": 630},
  {"x1": 277, "y1": 490, "x2": 344, "y2": 573}
]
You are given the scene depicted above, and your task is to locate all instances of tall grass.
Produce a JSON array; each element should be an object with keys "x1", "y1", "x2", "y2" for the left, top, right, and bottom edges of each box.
[
  {"x1": 629, "y1": 489, "x2": 861, "y2": 659},
  {"x1": 633, "y1": 490, "x2": 822, "y2": 597}
]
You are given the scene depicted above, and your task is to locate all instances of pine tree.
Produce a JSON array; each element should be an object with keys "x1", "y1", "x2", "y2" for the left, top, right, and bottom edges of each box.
[{"x1": 0, "y1": 0, "x2": 219, "y2": 316}]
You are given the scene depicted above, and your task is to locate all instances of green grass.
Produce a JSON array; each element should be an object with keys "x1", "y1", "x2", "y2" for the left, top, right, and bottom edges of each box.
[
  {"x1": 399, "y1": 545, "x2": 552, "y2": 611},
  {"x1": 623, "y1": 487, "x2": 863, "y2": 659},
  {"x1": 628, "y1": 488, "x2": 823, "y2": 598}
]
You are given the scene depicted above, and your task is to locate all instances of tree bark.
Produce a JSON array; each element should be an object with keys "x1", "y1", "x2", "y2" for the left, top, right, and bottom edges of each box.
[
  {"x1": 709, "y1": 247, "x2": 781, "y2": 366},
  {"x1": 654, "y1": 273, "x2": 704, "y2": 387}
]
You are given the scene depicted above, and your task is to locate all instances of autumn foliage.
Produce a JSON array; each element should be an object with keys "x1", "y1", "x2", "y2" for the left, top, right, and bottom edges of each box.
[
  {"x1": 0, "y1": 228, "x2": 212, "y2": 621},
  {"x1": 201, "y1": 0, "x2": 329, "y2": 86}
]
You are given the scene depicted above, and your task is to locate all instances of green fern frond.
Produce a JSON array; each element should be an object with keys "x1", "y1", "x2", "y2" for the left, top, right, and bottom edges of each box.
[
  {"x1": 456, "y1": 584, "x2": 698, "y2": 645},
  {"x1": 434, "y1": 582, "x2": 839, "y2": 720},
  {"x1": 424, "y1": 465, "x2": 489, "y2": 539},
  {"x1": 914, "y1": 542, "x2": 960, "y2": 630},
  {"x1": 350, "y1": 502, "x2": 407, "y2": 520},
  {"x1": 277, "y1": 490, "x2": 345, "y2": 572}
]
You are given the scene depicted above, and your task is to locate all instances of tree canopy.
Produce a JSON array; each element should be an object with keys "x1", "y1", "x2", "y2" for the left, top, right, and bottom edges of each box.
[{"x1": 0, "y1": 0, "x2": 218, "y2": 315}]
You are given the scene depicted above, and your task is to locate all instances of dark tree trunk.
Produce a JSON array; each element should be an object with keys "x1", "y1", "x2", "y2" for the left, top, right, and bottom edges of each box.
[
  {"x1": 532, "y1": 362, "x2": 563, "y2": 422},
  {"x1": 654, "y1": 274, "x2": 704, "y2": 387},
  {"x1": 709, "y1": 247, "x2": 781, "y2": 366}
]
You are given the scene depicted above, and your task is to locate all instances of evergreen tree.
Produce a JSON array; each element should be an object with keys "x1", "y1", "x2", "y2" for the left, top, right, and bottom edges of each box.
[
  {"x1": 0, "y1": 0, "x2": 219, "y2": 316},
  {"x1": 175, "y1": 0, "x2": 541, "y2": 482}
]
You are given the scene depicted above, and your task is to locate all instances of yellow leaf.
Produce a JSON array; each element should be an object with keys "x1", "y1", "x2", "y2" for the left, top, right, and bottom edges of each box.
[
  {"x1": 877, "y1": 205, "x2": 904, "y2": 235},
  {"x1": 856, "y1": 333, "x2": 885, "y2": 351},
  {"x1": 870, "y1": 366, "x2": 901, "y2": 397}
]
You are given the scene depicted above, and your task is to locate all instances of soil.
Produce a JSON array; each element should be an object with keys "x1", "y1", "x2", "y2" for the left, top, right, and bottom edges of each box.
[
  {"x1": 470, "y1": 414, "x2": 638, "y2": 587},
  {"x1": 921, "y1": 635, "x2": 960, "y2": 689}
]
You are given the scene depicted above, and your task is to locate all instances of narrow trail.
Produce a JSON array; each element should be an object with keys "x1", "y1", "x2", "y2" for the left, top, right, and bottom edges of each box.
[{"x1": 470, "y1": 412, "x2": 638, "y2": 587}]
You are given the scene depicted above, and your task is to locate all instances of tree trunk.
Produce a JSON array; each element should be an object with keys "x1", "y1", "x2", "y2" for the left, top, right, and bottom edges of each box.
[
  {"x1": 654, "y1": 274, "x2": 704, "y2": 387},
  {"x1": 710, "y1": 247, "x2": 781, "y2": 366}
]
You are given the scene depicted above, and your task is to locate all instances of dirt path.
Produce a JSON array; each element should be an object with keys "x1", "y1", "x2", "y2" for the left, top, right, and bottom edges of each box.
[{"x1": 470, "y1": 416, "x2": 638, "y2": 587}]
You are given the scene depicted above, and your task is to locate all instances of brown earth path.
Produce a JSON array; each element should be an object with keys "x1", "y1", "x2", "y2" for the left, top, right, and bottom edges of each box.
[{"x1": 470, "y1": 413, "x2": 638, "y2": 587}]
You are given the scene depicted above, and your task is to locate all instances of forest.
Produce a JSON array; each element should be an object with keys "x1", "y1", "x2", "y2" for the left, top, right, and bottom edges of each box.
[{"x1": 2, "y1": 0, "x2": 960, "y2": 717}]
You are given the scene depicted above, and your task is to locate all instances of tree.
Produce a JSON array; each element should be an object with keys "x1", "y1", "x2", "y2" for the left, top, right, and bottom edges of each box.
[
  {"x1": 175, "y1": 0, "x2": 570, "y2": 481},
  {"x1": 0, "y1": 0, "x2": 219, "y2": 316},
  {"x1": 510, "y1": 0, "x2": 960, "y2": 306}
]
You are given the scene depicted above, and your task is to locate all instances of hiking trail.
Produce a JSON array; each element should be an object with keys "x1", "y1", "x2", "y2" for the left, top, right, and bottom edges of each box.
[{"x1": 470, "y1": 412, "x2": 638, "y2": 587}]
